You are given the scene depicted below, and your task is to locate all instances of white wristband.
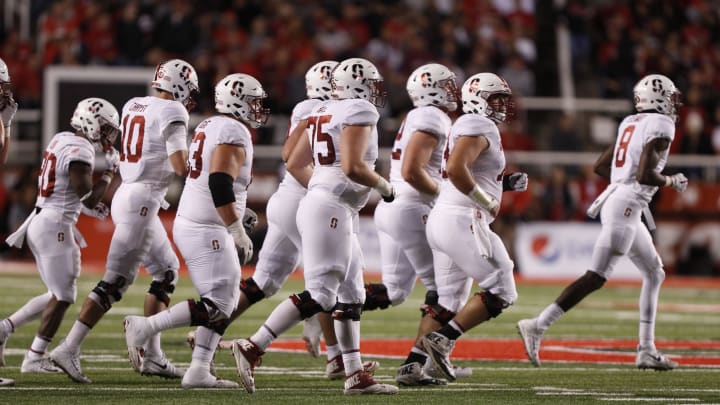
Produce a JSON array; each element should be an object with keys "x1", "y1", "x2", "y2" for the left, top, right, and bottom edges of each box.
[
  {"x1": 227, "y1": 218, "x2": 244, "y2": 234},
  {"x1": 100, "y1": 171, "x2": 114, "y2": 184},
  {"x1": 373, "y1": 176, "x2": 393, "y2": 196},
  {"x1": 468, "y1": 184, "x2": 499, "y2": 211}
]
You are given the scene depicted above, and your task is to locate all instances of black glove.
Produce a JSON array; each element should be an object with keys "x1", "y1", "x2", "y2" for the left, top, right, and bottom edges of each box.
[{"x1": 502, "y1": 172, "x2": 528, "y2": 192}]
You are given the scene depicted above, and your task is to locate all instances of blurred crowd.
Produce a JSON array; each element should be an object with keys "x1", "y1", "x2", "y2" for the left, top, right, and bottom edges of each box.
[
  {"x1": 3, "y1": 0, "x2": 720, "y2": 154},
  {"x1": 0, "y1": 0, "x2": 536, "y2": 119},
  {"x1": 565, "y1": 0, "x2": 720, "y2": 155}
]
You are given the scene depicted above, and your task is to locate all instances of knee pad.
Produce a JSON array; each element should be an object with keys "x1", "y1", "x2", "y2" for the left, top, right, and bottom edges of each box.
[
  {"x1": 240, "y1": 277, "x2": 266, "y2": 306},
  {"x1": 289, "y1": 290, "x2": 324, "y2": 320},
  {"x1": 426, "y1": 303, "x2": 456, "y2": 325},
  {"x1": 208, "y1": 318, "x2": 231, "y2": 336},
  {"x1": 476, "y1": 291, "x2": 509, "y2": 319},
  {"x1": 420, "y1": 290, "x2": 439, "y2": 317},
  {"x1": 148, "y1": 270, "x2": 177, "y2": 306},
  {"x1": 332, "y1": 302, "x2": 363, "y2": 321},
  {"x1": 362, "y1": 283, "x2": 391, "y2": 311},
  {"x1": 89, "y1": 275, "x2": 128, "y2": 312},
  {"x1": 188, "y1": 298, "x2": 226, "y2": 328}
]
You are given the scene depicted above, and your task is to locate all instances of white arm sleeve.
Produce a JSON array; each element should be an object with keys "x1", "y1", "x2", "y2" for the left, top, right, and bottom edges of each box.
[{"x1": 164, "y1": 121, "x2": 188, "y2": 155}]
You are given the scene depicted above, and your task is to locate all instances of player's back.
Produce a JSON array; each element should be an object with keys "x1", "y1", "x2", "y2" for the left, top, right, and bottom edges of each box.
[
  {"x1": 438, "y1": 114, "x2": 505, "y2": 213},
  {"x1": 279, "y1": 98, "x2": 322, "y2": 193},
  {"x1": 177, "y1": 115, "x2": 253, "y2": 227},
  {"x1": 119, "y1": 96, "x2": 189, "y2": 188},
  {"x1": 389, "y1": 105, "x2": 450, "y2": 204},
  {"x1": 611, "y1": 112, "x2": 675, "y2": 202},
  {"x1": 306, "y1": 98, "x2": 379, "y2": 211},
  {"x1": 35, "y1": 132, "x2": 95, "y2": 223}
]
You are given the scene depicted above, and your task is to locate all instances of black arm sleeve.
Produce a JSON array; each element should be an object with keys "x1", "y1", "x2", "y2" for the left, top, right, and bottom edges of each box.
[{"x1": 208, "y1": 172, "x2": 235, "y2": 207}]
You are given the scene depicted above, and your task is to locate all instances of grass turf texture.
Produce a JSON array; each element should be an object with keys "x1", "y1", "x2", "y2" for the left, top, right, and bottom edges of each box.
[{"x1": 0, "y1": 271, "x2": 718, "y2": 404}]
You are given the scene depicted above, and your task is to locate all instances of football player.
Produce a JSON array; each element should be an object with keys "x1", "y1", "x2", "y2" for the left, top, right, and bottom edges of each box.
[
  {"x1": 231, "y1": 58, "x2": 398, "y2": 395},
  {"x1": 367, "y1": 63, "x2": 457, "y2": 386},
  {"x1": 0, "y1": 57, "x2": 16, "y2": 165},
  {"x1": 185, "y1": 61, "x2": 377, "y2": 380},
  {"x1": 124, "y1": 72, "x2": 267, "y2": 388},
  {"x1": 517, "y1": 74, "x2": 685, "y2": 371},
  {"x1": 419, "y1": 73, "x2": 528, "y2": 381},
  {"x1": 50, "y1": 59, "x2": 198, "y2": 383},
  {"x1": 3, "y1": 98, "x2": 119, "y2": 375}
]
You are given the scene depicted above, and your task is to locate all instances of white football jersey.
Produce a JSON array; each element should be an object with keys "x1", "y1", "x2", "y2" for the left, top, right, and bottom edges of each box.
[
  {"x1": 118, "y1": 96, "x2": 189, "y2": 187},
  {"x1": 177, "y1": 116, "x2": 253, "y2": 226},
  {"x1": 611, "y1": 112, "x2": 675, "y2": 202},
  {"x1": 306, "y1": 98, "x2": 380, "y2": 211},
  {"x1": 438, "y1": 114, "x2": 505, "y2": 214},
  {"x1": 389, "y1": 106, "x2": 450, "y2": 204},
  {"x1": 278, "y1": 98, "x2": 321, "y2": 193},
  {"x1": 35, "y1": 132, "x2": 95, "y2": 223}
]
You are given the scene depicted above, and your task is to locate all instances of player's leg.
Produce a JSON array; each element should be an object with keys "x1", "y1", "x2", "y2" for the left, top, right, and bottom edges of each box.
[
  {"x1": 519, "y1": 195, "x2": 639, "y2": 366},
  {"x1": 336, "y1": 232, "x2": 397, "y2": 395},
  {"x1": 396, "y1": 203, "x2": 437, "y2": 297},
  {"x1": 125, "y1": 219, "x2": 240, "y2": 387},
  {"x1": 137, "y1": 215, "x2": 182, "y2": 376},
  {"x1": 51, "y1": 187, "x2": 153, "y2": 382},
  {"x1": 233, "y1": 195, "x2": 340, "y2": 393},
  {"x1": 628, "y1": 225, "x2": 676, "y2": 370},
  {"x1": 0, "y1": 292, "x2": 52, "y2": 366},
  {"x1": 22, "y1": 216, "x2": 79, "y2": 375},
  {"x1": 364, "y1": 202, "x2": 413, "y2": 311}
]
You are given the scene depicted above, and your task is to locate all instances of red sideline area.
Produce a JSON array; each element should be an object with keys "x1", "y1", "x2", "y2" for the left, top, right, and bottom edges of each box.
[{"x1": 269, "y1": 338, "x2": 720, "y2": 367}]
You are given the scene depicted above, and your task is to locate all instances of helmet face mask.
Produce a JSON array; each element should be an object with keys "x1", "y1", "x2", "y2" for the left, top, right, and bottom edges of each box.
[
  {"x1": 331, "y1": 58, "x2": 386, "y2": 108},
  {"x1": 633, "y1": 74, "x2": 681, "y2": 120},
  {"x1": 0, "y1": 82, "x2": 12, "y2": 110},
  {"x1": 406, "y1": 63, "x2": 459, "y2": 111},
  {"x1": 0, "y1": 57, "x2": 13, "y2": 110},
  {"x1": 461, "y1": 73, "x2": 513, "y2": 123},
  {"x1": 306, "y1": 61, "x2": 338, "y2": 101},
  {"x1": 214, "y1": 73, "x2": 270, "y2": 128}
]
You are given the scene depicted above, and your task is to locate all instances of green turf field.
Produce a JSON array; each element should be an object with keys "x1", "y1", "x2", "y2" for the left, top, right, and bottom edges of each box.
[{"x1": 0, "y1": 271, "x2": 718, "y2": 404}]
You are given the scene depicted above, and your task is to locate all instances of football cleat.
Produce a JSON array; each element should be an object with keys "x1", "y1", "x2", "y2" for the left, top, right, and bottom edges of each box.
[
  {"x1": 517, "y1": 318, "x2": 544, "y2": 367},
  {"x1": 325, "y1": 354, "x2": 379, "y2": 380},
  {"x1": 423, "y1": 360, "x2": 472, "y2": 379},
  {"x1": 49, "y1": 344, "x2": 91, "y2": 384},
  {"x1": 231, "y1": 338, "x2": 264, "y2": 394},
  {"x1": 344, "y1": 370, "x2": 398, "y2": 395},
  {"x1": 396, "y1": 362, "x2": 447, "y2": 386},
  {"x1": 21, "y1": 354, "x2": 61, "y2": 374},
  {"x1": 0, "y1": 378, "x2": 15, "y2": 387},
  {"x1": 302, "y1": 315, "x2": 322, "y2": 358},
  {"x1": 636, "y1": 346, "x2": 678, "y2": 371},
  {"x1": 181, "y1": 365, "x2": 239, "y2": 389},
  {"x1": 123, "y1": 316, "x2": 151, "y2": 373},
  {"x1": 421, "y1": 332, "x2": 456, "y2": 382},
  {"x1": 141, "y1": 353, "x2": 185, "y2": 378}
]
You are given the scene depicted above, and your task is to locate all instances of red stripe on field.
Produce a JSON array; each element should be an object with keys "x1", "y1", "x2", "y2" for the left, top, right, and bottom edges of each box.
[{"x1": 269, "y1": 338, "x2": 720, "y2": 367}]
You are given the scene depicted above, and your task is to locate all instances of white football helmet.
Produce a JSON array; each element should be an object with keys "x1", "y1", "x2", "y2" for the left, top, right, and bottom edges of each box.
[
  {"x1": 0, "y1": 57, "x2": 13, "y2": 109},
  {"x1": 331, "y1": 58, "x2": 386, "y2": 107},
  {"x1": 151, "y1": 59, "x2": 199, "y2": 111},
  {"x1": 406, "y1": 63, "x2": 458, "y2": 111},
  {"x1": 461, "y1": 72, "x2": 514, "y2": 123},
  {"x1": 70, "y1": 97, "x2": 121, "y2": 147},
  {"x1": 306, "y1": 61, "x2": 338, "y2": 100},
  {"x1": 633, "y1": 74, "x2": 681, "y2": 119},
  {"x1": 215, "y1": 73, "x2": 270, "y2": 128}
]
